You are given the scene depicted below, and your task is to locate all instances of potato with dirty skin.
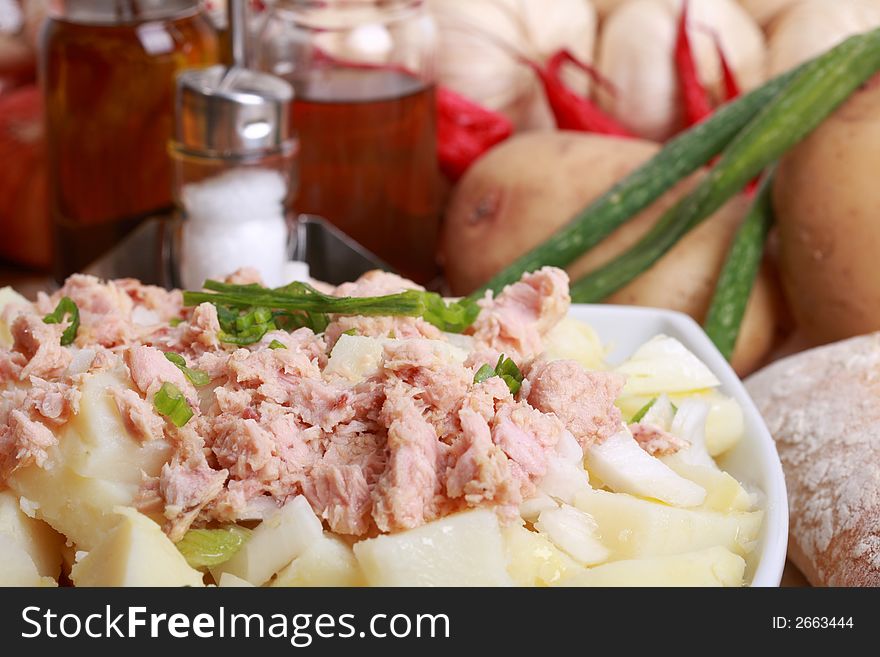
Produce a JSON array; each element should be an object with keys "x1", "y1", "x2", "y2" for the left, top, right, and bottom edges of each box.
[
  {"x1": 441, "y1": 132, "x2": 784, "y2": 375},
  {"x1": 774, "y1": 74, "x2": 880, "y2": 346}
]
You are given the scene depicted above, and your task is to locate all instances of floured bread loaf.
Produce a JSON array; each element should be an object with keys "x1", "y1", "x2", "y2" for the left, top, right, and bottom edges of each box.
[{"x1": 746, "y1": 334, "x2": 880, "y2": 586}]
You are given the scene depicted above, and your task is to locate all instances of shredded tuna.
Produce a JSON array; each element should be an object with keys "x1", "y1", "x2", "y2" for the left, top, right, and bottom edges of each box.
[
  {"x1": 306, "y1": 464, "x2": 373, "y2": 535},
  {"x1": 24, "y1": 377, "x2": 81, "y2": 426},
  {"x1": 446, "y1": 403, "x2": 519, "y2": 510},
  {"x1": 12, "y1": 314, "x2": 72, "y2": 380},
  {"x1": 491, "y1": 402, "x2": 564, "y2": 498},
  {"x1": 630, "y1": 422, "x2": 689, "y2": 457},
  {"x1": 111, "y1": 388, "x2": 165, "y2": 442},
  {"x1": 224, "y1": 267, "x2": 263, "y2": 286},
  {"x1": 179, "y1": 302, "x2": 221, "y2": 352},
  {"x1": 211, "y1": 418, "x2": 278, "y2": 482},
  {"x1": 160, "y1": 451, "x2": 228, "y2": 541},
  {"x1": 40, "y1": 274, "x2": 134, "y2": 347},
  {"x1": 115, "y1": 279, "x2": 183, "y2": 321},
  {"x1": 304, "y1": 424, "x2": 385, "y2": 535},
  {"x1": 0, "y1": 410, "x2": 57, "y2": 479},
  {"x1": 469, "y1": 267, "x2": 570, "y2": 361},
  {"x1": 527, "y1": 359, "x2": 625, "y2": 449},
  {"x1": 126, "y1": 345, "x2": 198, "y2": 406},
  {"x1": 333, "y1": 270, "x2": 425, "y2": 298},
  {"x1": 382, "y1": 339, "x2": 472, "y2": 440},
  {"x1": 0, "y1": 351, "x2": 25, "y2": 384},
  {"x1": 324, "y1": 315, "x2": 443, "y2": 349},
  {"x1": 134, "y1": 475, "x2": 165, "y2": 515},
  {"x1": 372, "y1": 384, "x2": 452, "y2": 532},
  {"x1": 0, "y1": 266, "x2": 636, "y2": 541},
  {"x1": 325, "y1": 270, "x2": 442, "y2": 348}
]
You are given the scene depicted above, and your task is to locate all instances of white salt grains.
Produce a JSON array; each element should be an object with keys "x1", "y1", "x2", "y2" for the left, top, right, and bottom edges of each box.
[{"x1": 180, "y1": 168, "x2": 289, "y2": 289}]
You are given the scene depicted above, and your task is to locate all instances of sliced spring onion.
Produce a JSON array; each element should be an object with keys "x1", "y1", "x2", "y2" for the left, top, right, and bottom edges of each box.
[
  {"x1": 473, "y1": 354, "x2": 524, "y2": 395},
  {"x1": 703, "y1": 171, "x2": 775, "y2": 361},
  {"x1": 153, "y1": 382, "x2": 193, "y2": 427},
  {"x1": 184, "y1": 280, "x2": 480, "y2": 334},
  {"x1": 175, "y1": 526, "x2": 252, "y2": 569},
  {"x1": 164, "y1": 352, "x2": 211, "y2": 387},
  {"x1": 268, "y1": 339, "x2": 286, "y2": 350},
  {"x1": 630, "y1": 398, "x2": 658, "y2": 424},
  {"x1": 495, "y1": 355, "x2": 524, "y2": 395},
  {"x1": 42, "y1": 296, "x2": 79, "y2": 346},
  {"x1": 342, "y1": 328, "x2": 359, "y2": 336},
  {"x1": 569, "y1": 30, "x2": 880, "y2": 303},
  {"x1": 473, "y1": 363, "x2": 496, "y2": 384}
]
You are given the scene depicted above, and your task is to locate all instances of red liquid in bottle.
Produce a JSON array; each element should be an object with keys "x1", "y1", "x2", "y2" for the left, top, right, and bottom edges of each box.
[{"x1": 290, "y1": 67, "x2": 440, "y2": 284}]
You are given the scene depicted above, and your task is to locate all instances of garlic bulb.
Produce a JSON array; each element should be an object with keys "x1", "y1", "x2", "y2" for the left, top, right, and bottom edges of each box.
[
  {"x1": 517, "y1": 0, "x2": 598, "y2": 129},
  {"x1": 430, "y1": 0, "x2": 597, "y2": 131},
  {"x1": 766, "y1": 0, "x2": 880, "y2": 77},
  {"x1": 596, "y1": 0, "x2": 766, "y2": 141},
  {"x1": 592, "y1": 0, "x2": 632, "y2": 18},
  {"x1": 737, "y1": 0, "x2": 804, "y2": 27}
]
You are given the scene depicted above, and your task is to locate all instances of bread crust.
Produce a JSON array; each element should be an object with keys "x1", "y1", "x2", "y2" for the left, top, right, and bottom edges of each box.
[{"x1": 746, "y1": 333, "x2": 880, "y2": 586}]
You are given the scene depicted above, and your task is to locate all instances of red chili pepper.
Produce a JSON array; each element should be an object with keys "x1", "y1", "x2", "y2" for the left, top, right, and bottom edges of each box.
[
  {"x1": 525, "y1": 49, "x2": 633, "y2": 136},
  {"x1": 675, "y1": 0, "x2": 713, "y2": 127},
  {"x1": 713, "y1": 34, "x2": 741, "y2": 102},
  {"x1": 437, "y1": 87, "x2": 514, "y2": 182}
]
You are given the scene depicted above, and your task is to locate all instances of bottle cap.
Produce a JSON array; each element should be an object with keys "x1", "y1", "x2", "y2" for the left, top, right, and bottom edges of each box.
[{"x1": 175, "y1": 65, "x2": 294, "y2": 155}]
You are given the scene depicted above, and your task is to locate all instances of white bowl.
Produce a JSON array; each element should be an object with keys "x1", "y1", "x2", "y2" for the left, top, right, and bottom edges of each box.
[{"x1": 569, "y1": 304, "x2": 788, "y2": 587}]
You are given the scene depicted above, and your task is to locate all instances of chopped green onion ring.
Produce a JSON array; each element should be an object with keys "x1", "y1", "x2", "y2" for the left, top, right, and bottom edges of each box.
[
  {"x1": 42, "y1": 296, "x2": 80, "y2": 346},
  {"x1": 164, "y1": 352, "x2": 210, "y2": 387},
  {"x1": 176, "y1": 526, "x2": 252, "y2": 569},
  {"x1": 630, "y1": 398, "x2": 658, "y2": 424},
  {"x1": 153, "y1": 382, "x2": 193, "y2": 427},
  {"x1": 473, "y1": 354, "x2": 524, "y2": 395}
]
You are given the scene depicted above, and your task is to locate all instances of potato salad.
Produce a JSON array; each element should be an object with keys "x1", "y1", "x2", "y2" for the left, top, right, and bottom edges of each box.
[{"x1": 0, "y1": 267, "x2": 762, "y2": 587}]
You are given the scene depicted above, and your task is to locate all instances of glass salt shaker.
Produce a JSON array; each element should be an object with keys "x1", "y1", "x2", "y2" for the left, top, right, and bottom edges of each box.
[{"x1": 169, "y1": 65, "x2": 298, "y2": 290}]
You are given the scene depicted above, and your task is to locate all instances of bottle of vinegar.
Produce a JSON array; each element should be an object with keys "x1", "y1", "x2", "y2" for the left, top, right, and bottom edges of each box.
[
  {"x1": 256, "y1": 0, "x2": 441, "y2": 284},
  {"x1": 40, "y1": 0, "x2": 219, "y2": 280}
]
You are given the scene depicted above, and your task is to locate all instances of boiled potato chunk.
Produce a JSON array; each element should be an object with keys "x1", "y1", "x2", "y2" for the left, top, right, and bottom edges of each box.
[
  {"x1": 326, "y1": 335, "x2": 467, "y2": 383},
  {"x1": 0, "y1": 534, "x2": 57, "y2": 587},
  {"x1": 663, "y1": 461, "x2": 753, "y2": 513},
  {"x1": 701, "y1": 392, "x2": 745, "y2": 456},
  {"x1": 559, "y1": 547, "x2": 745, "y2": 587},
  {"x1": 325, "y1": 334, "x2": 387, "y2": 382},
  {"x1": 616, "y1": 390, "x2": 744, "y2": 457},
  {"x1": 0, "y1": 491, "x2": 64, "y2": 578},
  {"x1": 353, "y1": 509, "x2": 513, "y2": 586},
  {"x1": 7, "y1": 370, "x2": 172, "y2": 550},
  {"x1": 272, "y1": 535, "x2": 365, "y2": 587},
  {"x1": 542, "y1": 318, "x2": 607, "y2": 370},
  {"x1": 211, "y1": 496, "x2": 323, "y2": 586},
  {"x1": 615, "y1": 336, "x2": 720, "y2": 396},
  {"x1": 585, "y1": 429, "x2": 706, "y2": 507},
  {"x1": 534, "y1": 505, "x2": 610, "y2": 566},
  {"x1": 574, "y1": 488, "x2": 763, "y2": 559},
  {"x1": 503, "y1": 522, "x2": 587, "y2": 586},
  {"x1": 218, "y1": 573, "x2": 254, "y2": 588},
  {"x1": 70, "y1": 507, "x2": 204, "y2": 587}
]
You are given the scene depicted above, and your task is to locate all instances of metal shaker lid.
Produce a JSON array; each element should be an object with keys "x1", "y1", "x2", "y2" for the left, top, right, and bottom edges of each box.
[{"x1": 175, "y1": 65, "x2": 294, "y2": 155}]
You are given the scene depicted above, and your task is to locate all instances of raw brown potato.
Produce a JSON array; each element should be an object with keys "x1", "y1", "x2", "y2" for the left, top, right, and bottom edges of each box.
[
  {"x1": 774, "y1": 75, "x2": 880, "y2": 345},
  {"x1": 441, "y1": 132, "x2": 783, "y2": 375}
]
